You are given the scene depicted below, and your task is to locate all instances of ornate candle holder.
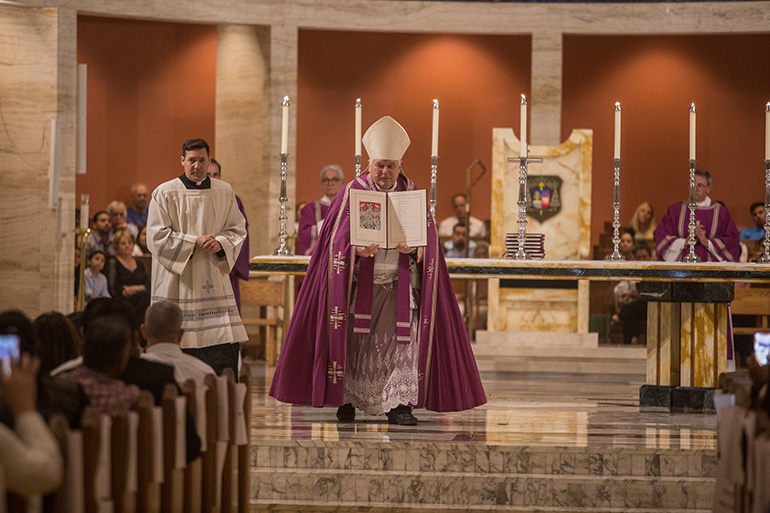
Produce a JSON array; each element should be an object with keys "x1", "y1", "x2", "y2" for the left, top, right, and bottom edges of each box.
[
  {"x1": 429, "y1": 155, "x2": 438, "y2": 221},
  {"x1": 273, "y1": 153, "x2": 293, "y2": 256},
  {"x1": 684, "y1": 159, "x2": 700, "y2": 263},
  {"x1": 75, "y1": 227, "x2": 90, "y2": 311},
  {"x1": 759, "y1": 159, "x2": 770, "y2": 264},
  {"x1": 355, "y1": 154, "x2": 362, "y2": 177},
  {"x1": 504, "y1": 154, "x2": 543, "y2": 259},
  {"x1": 606, "y1": 158, "x2": 625, "y2": 261}
]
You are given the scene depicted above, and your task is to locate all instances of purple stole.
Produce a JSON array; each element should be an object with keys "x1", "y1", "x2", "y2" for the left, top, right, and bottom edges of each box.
[{"x1": 353, "y1": 253, "x2": 411, "y2": 342}]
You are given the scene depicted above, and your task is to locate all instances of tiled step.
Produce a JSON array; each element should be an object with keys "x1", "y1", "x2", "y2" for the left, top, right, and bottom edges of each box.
[{"x1": 250, "y1": 441, "x2": 715, "y2": 511}]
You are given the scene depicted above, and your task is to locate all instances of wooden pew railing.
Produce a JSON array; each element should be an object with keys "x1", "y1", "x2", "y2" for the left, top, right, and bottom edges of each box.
[{"x1": 42, "y1": 366, "x2": 252, "y2": 513}]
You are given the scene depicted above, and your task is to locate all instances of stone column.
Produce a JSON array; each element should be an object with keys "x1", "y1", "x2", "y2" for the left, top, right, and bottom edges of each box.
[
  {"x1": 215, "y1": 24, "x2": 271, "y2": 256},
  {"x1": 530, "y1": 32, "x2": 562, "y2": 147},
  {"x1": 0, "y1": 5, "x2": 76, "y2": 316},
  {"x1": 266, "y1": 24, "x2": 298, "y2": 253}
]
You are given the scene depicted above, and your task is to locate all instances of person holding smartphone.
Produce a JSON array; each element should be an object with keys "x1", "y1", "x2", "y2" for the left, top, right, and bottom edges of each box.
[{"x1": 0, "y1": 350, "x2": 64, "y2": 497}]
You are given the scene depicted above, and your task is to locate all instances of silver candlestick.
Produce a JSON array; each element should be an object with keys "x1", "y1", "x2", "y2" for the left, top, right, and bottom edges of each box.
[
  {"x1": 759, "y1": 159, "x2": 770, "y2": 264},
  {"x1": 273, "y1": 152, "x2": 292, "y2": 255},
  {"x1": 429, "y1": 155, "x2": 438, "y2": 221},
  {"x1": 515, "y1": 156, "x2": 529, "y2": 260},
  {"x1": 355, "y1": 154, "x2": 362, "y2": 177},
  {"x1": 684, "y1": 158, "x2": 700, "y2": 263},
  {"x1": 606, "y1": 158, "x2": 625, "y2": 261}
]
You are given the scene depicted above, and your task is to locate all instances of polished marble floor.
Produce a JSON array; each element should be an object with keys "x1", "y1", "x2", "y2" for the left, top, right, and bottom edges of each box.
[{"x1": 247, "y1": 356, "x2": 717, "y2": 451}]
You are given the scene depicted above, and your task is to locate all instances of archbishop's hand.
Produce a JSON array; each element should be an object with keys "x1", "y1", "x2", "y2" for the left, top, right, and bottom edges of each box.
[{"x1": 356, "y1": 243, "x2": 380, "y2": 258}]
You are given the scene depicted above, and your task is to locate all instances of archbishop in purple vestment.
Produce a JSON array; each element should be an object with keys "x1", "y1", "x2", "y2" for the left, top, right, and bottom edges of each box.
[{"x1": 269, "y1": 117, "x2": 486, "y2": 420}]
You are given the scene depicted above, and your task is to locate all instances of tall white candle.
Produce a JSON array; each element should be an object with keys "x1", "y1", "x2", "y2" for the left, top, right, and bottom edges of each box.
[
  {"x1": 520, "y1": 94, "x2": 528, "y2": 158},
  {"x1": 689, "y1": 103, "x2": 696, "y2": 161},
  {"x1": 765, "y1": 102, "x2": 770, "y2": 161},
  {"x1": 80, "y1": 194, "x2": 89, "y2": 230},
  {"x1": 431, "y1": 100, "x2": 440, "y2": 157},
  {"x1": 355, "y1": 99, "x2": 362, "y2": 156},
  {"x1": 614, "y1": 102, "x2": 622, "y2": 160},
  {"x1": 281, "y1": 96, "x2": 290, "y2": 155}
]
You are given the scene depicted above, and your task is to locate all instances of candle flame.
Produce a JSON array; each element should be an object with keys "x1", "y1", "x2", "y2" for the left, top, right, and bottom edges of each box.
[
  {"x1": 520, "y1": 94, "x2": 527, "y2": 105},
  {"x1": 689, "y1": 103, "x2": 696, "y2": 112},
  {"x1": 432, "y1": 99, "x2": 439, "y2": 109},
  {"x1": 281, "y1": 96, "x2": 290, "y2": 106},
  {"x1": 615, "y1": 102, "x2": 621, "y2": 111},
  {"x1": 355, "y1": 98, "x2": 362, "y2": 106},
  {"x1": 766, "y1": 102, "x2": 770, "y2": 111}
]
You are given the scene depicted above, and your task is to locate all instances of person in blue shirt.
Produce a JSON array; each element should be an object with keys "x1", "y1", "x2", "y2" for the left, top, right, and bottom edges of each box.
[{"x1": 740, "y1": 201, "x2": 767, "y2": 239}]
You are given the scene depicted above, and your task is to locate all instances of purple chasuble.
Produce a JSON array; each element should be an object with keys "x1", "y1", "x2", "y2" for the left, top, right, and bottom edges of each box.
[
  {"x1": 655, "y1": 201, "x2": 739, "y2": 262},
  {"x1": 269, "y1": 172, "x2": 487, "y2": 412},
  {"x1": 298, "y1": 199, "x2": 331, "y2": 255}
]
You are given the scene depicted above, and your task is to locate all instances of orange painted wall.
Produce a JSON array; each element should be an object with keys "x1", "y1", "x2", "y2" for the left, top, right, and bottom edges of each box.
[
  {"x1": 76, "y1": 16, "x2": 217, "y2": 216},
  {"x1": 297, "y1": 30, "x2": 531, "y2": 225},
  {"x1": 563, "y1": 35, "x2": 770, "y2": 250}
]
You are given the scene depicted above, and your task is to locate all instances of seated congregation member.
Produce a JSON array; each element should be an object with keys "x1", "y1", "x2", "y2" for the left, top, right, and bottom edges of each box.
[
  {"x1": 0, "y1": 353, "x2": 63, "y2": 499},
  {"x1": 86, "y1": 210, "x2": 113, "y2": 257},
  {"x1": 611, "y1": 242, "x2": 652, "y2": 345},
  {"x1": 131, "y1": 225, "x2": 150, "y2": 256},
  {"x1": 107, "y1": 200, "x2": 139, "y2": 239},
  {"x1": 629, "y1": 201, "x2": 656, "y2": 240},
  {"x1": 84, "y1": 299, "x2": 201, "y2": 462},
  {"x1": 84, "y1": 250, "x2": 111, "y2": 303},
  {"x1": 740, "y1": 201, "x2": 767, "y2": 240},
  {"x1": 618, "y1": 228, "x2": 635, "y2": 260},
  {"x1": 437, "y1": 193, "x2": 487, "y2": 238},
  {"x1": 33, "y1": 312, "x2": 81, "y2": 376},
  {"x1": 443, "y1": 223, "x2": 476, "y2": 258},
  {"x1": 126, "y1": 182, "x2": 149, "y2": 228},
  {"x1": 1, "y1": 310, "x2": 88, "y2": 429},
  {"x1": 270, "y1": 116, "x2": 486, "y2": 425},
  {"x1": 59, "y1": 314, "x2": 141, "y2": 412},
  {"x1": 108, "y1": 229, "x2": 150, "y2": 323},
  {"x1": 141, "y1": 300, "x2": 215, "y2": 388}
]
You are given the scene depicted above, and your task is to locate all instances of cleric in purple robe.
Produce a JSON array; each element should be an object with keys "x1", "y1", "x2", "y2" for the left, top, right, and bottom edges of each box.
[
  {"x1": 269, "y1": 116, "x2": 486, "y2": 425},
  {"x1": 655, "y1": 169, "x2": 740, "y2": 263},
  {"x1": 654, "y1": 168, "x2": 740, "y2": 370},
  {"x1": 297, "y1": 165, "x2": 345, "y2": 256}
]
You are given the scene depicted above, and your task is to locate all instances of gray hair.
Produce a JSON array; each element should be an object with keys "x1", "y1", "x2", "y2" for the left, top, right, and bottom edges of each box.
[
  {"x1": 144, "y1": 300, "x2": 183, "y2": 343},
  {"x1": 320, "y1": 165, "x2": 344, "y2": 180}
]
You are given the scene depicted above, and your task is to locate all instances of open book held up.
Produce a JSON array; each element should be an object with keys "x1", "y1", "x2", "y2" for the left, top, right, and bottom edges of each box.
[{"x1": 350, "y1": 189, "x2": 428, "y2": 248}]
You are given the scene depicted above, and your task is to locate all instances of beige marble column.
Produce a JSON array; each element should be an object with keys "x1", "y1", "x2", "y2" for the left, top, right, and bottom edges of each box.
[
  {"x1": 266, "y1": 24, "x2": 298, "y2": 252},
  {"x1": 215, "y1": 24, "x2": 271, "y2": 257},
  {"x1": 0, "y1": 5, "x2": 76, "y2": 316},
  {"x1": 530, "y1": 32, "x2": 562, "y2": 147}
]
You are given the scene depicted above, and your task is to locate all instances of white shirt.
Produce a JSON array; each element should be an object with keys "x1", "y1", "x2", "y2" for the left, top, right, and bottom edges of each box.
[
  {"x1": 142, "y1": 342, "x2": 215, "y2": 387},
  {"x1": 438, "y1": 215, "x2": 487, "y2": 238}
]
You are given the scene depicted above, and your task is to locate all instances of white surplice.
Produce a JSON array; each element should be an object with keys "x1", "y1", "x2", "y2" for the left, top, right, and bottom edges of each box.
[{"x1": 147, "y1": 177, "x2": 248, "y2": 349}]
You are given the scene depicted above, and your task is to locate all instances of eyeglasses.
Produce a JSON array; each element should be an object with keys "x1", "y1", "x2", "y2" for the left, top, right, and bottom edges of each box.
[
  {"x1": 321, "y1": 178, "x2": 341, "y2": 184},
  {"x1": 694, "y1": 183, "x2": 709, "y2": 189}
]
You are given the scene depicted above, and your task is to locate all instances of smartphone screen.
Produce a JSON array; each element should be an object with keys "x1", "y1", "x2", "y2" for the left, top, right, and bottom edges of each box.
[
  {"x1": 755, "y1": 332, "x2": 770, "y2": 366},
  {"x1": 0, "y1": 333, "x2": 20, "y2": 375}
]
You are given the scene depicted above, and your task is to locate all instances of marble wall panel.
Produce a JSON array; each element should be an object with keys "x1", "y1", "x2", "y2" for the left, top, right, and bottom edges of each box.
[
  {"x1": 216, "y1": 25, "x2": 272, "y2": 257},
  {"x1": 680, "y1": 302, "x2": 694, "y2": 387},
  {"x1": 0, "y1": 5, "x2": 75, "y2": 316}
]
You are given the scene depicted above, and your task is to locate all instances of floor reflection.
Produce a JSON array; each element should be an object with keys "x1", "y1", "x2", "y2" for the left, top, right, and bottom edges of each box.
[{"x1": 248, "y1": 358, "x2": 716, "y2": 450}]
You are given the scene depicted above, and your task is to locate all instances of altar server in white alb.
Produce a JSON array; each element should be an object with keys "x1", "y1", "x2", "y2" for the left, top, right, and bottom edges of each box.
[{"x1": 147, "y1": 138, "x2": 248, "y2": 374}]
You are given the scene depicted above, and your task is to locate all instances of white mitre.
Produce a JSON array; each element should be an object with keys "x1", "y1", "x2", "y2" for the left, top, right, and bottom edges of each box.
[{"x1": 362, "y1": 116, "x2": 411, "y2": 161}]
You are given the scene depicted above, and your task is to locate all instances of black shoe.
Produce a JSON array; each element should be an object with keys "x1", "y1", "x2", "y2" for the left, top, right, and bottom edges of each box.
[
  {"x1": 386, "y1": 405, "x2": 418, "y2": 426},
  {"x1": 336, "y1": 403, "x2": 355, "y2": 422}
]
